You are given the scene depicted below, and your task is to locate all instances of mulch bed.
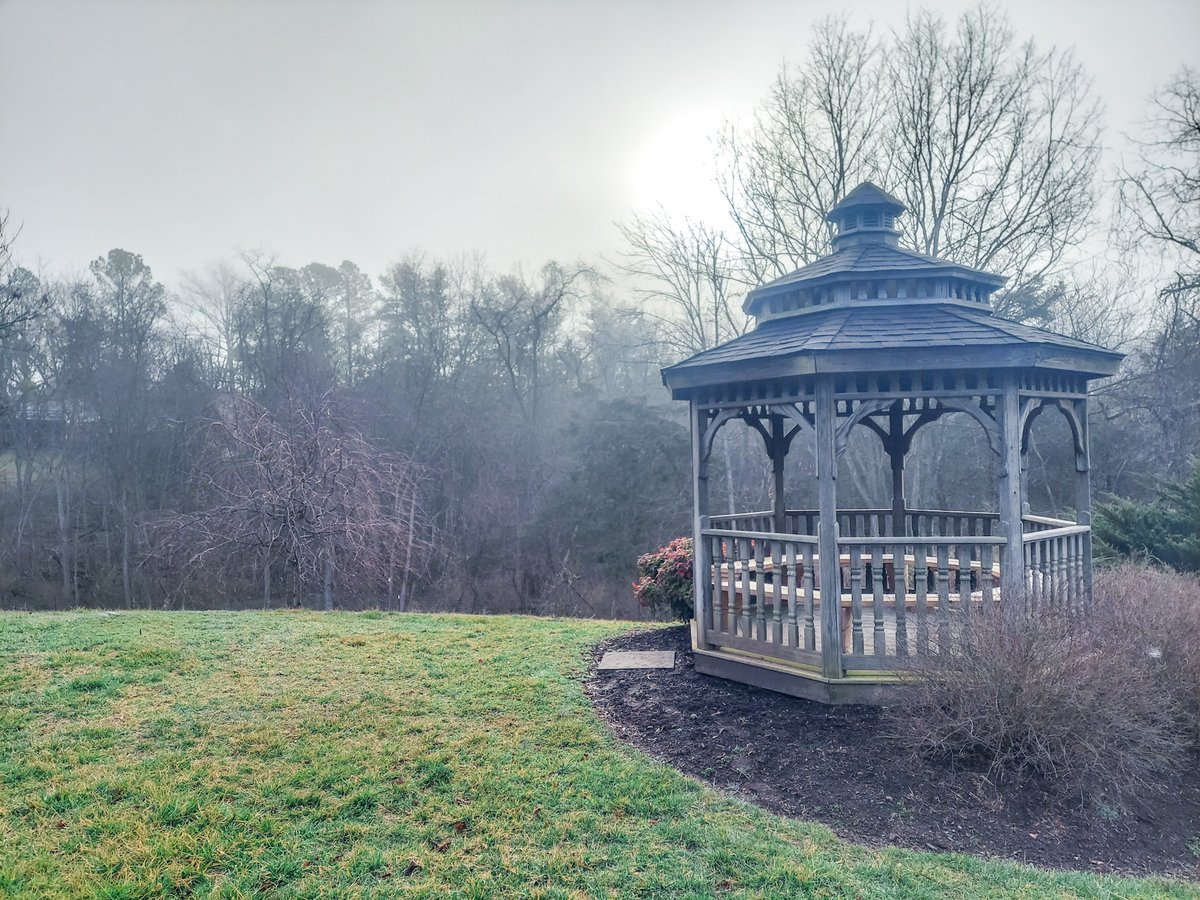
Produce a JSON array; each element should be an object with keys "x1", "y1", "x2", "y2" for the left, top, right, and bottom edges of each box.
[{"x1": 585, "y1": 626, "x2": 1200, "y2": 878}]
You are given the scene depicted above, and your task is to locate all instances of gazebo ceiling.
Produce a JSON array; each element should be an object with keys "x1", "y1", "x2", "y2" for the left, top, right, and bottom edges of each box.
[{"x1": 662, "y1": 181, "x2": 1124, "y2": 394}]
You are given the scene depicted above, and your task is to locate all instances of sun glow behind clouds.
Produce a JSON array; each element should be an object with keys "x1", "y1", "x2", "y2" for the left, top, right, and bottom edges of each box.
[{"x1": 627, "y1": 107, "x2": 729, "y2": 224}]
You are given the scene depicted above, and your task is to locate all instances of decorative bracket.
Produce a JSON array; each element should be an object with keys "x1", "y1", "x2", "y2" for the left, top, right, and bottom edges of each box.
[{"x1": 1019, "y1": 397, "x2": 1088, "y2": 472}]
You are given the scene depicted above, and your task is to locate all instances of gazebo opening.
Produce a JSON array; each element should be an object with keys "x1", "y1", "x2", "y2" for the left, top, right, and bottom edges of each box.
[{"x1": 661, "y1": 182, "x2": 1124, "y2": 704}]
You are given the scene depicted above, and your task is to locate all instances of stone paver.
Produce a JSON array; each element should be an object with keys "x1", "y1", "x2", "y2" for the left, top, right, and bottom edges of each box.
[{"x1": 597, "y1": 650, "x2": 676, "y2": 671}]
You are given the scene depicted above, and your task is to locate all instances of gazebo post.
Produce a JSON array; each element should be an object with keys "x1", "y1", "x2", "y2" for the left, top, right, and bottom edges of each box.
[
  {"x1": 770, "y1": 415, "x2": 787, "y2": 533},
  {"x1": 1074, "y1": 397, "x2": 1094, "y2": 603},
  {"x1": 888, "y1": 403, "x2": 907, "y2": 537},
  {"x1": 998, "y1": 375, "x2": 1026, "y2": 619},
  {"x1": 815, "y1": 376, "x2": 843, "y2": 679},
  {"x1": 690, "y1": 401, "x2": 712, "y2": 650}
]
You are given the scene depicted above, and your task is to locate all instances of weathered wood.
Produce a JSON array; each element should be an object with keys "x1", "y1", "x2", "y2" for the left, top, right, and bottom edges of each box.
[
  {"x1": 1075, "y1": 397, "x2": 1094, "y2": 606},
  {"x1": 667, "y1": 184, "x2": 1114, "y2": 704},
  {"x1": 936, "y1": 543, "x2": 951, "y2": 649},
  {"x1": 815, "y1": 375, "x2": 843, "y2": 679},
  {"x1": 785, "y1": 542, "x2": 799, "y2": 648},
  {"x1": 849, "y1": 545, "x2": 864, "y2": 655},
  {"x1": 998, "y1": 375, "x2": 1025, "y2": 621},
  {"x1": 690, "y1": 402, "x2": 713, "y2": 650},
  {"x1": 871, "y1": 545, "x2": 886, "y2": 655},
  {"x1": 754, "y1": 537, "x2": 767, "y2": 640},
  {"x1": 771, "y1": 415, "x2": 787, "y2": 534},
  {"x1": 802, "y1": 543, "x2": 816, "y2": 650}
]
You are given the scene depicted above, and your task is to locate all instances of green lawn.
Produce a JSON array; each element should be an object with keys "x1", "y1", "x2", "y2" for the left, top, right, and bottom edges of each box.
[{"x1": 0, "y1": 612, "x2": 1193, "y2": 899}]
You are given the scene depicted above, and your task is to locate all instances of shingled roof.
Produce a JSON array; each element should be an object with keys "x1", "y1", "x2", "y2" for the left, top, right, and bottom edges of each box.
[
  {"x1": 744, "y1": 242, "x2": 1006, "y2": 313},
  {"x1": 662, "y1": 304, "x2": 1122, "y2": 390},
  {"x1": 661, "y1": 181, "x2": 1125, "y2": 393},
  {"x1": 826, "y1": 181, "x2": 905, "y2": 218},
  {"x1": 669, "y1": 304, "x2": 1117, "y2": 369}
]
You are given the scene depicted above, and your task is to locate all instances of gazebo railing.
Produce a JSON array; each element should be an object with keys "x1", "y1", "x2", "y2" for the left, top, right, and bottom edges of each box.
[
  {"x1": 709, "y1": 508, "x2": 1002, "y2": 539},
  {"x1": 701, "y1": 509, "x2": 1090, "y2": 674},
  {"x1": 1023, "y1": 523, "x2": 1090, "y2": 613}
]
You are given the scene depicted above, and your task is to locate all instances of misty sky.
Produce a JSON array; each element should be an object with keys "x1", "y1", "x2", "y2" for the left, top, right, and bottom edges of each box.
[{"x1": 2, "y1": 0, "x2": 1198, "y2": 287}]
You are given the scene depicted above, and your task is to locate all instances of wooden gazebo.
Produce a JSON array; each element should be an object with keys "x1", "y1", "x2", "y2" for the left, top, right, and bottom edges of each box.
[{"x1": 661, "y1": 183, "x2": 1123, "y2": 703}]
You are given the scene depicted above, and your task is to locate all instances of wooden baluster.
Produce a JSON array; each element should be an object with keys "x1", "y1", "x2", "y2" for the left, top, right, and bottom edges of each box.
[
  {"x1": 1039, "y1": 538, "x2": 1051, "y2": 613},
  {"x1": 771, "y1": 539, "x2": 785, "y2": 645},
  {"x1": 705, "y1": 535, "x2": 715, "y2": 633},
  {"x1": 785, "y1": 541, "x2": 799, "y2": 648},
  {"x1": 725, "y1": 536, "x2": 738, "y2": 633},
  {"x1": 803, "y1": 544, "x2": 816, "y2": 650},
  {"x1": 1056, "y1": 536, "x2": 1069, "y2": 614},
  {"x1": 893, "y1": 542, "x2": 908, "y2": 656},
  {"x1": 754, "y1": 538, "x2": 767, "y2": 641},
  {"x1": 1039, "y1": 537, "x2": 1051, "y2": 611},
  {"x1": 1025, "y1": 539, "x2": 1035, "y2": 615},
  {"x1": 738, "y1": 537, "x2": 752, "y2": 639},
  {"x1": 980, "y1": 543, "x2": 994, "y2": 617},
  {"x1": 914, "y1": 541, "x2": 929, "y2": 654},
  {"x1": 1073, "y1": 532, "x2": 1084, "y2": 612},
  {"x1": 849, "y1": 545, "x2": 864, "y2": 655},
  {"x1": 1062, "y1": 535, "x2": 1074, "y2": 614},
  {"x1": 936, "y1": 543, "x2": 951, "y2": 651},
  {"x1": 871, "y1": 545, "x2": 885, "y2": 656}
]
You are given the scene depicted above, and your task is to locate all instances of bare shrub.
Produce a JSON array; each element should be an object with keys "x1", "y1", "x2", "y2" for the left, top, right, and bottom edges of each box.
[
  {"x1": 887, "y1": 565, "x2": 1200, "y2": 806},
  {"x1": 1092, "y1": 564, "x2": 1200, "y2": 742}
]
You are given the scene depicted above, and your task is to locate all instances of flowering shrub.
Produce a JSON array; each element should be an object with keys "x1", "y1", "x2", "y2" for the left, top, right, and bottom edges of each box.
[{"x1": 633, "y1": 537, "x2": 694, "y2": 621}]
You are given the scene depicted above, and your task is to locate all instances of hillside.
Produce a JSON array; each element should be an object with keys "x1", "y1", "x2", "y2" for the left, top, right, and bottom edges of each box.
[{"x1": 0, "y1": 611, "x2": 1192, "y2": 898}]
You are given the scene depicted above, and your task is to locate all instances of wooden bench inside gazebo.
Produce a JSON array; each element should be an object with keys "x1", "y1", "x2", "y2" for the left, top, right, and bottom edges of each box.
[{"x1": 660, "y1": 183, "x2": 1123, "y2": 703}]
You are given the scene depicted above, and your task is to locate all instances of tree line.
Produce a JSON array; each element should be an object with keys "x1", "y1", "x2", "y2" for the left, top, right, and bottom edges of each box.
[{"x1": 1, "y1": 7, "x2": 1196, "y2": 613}]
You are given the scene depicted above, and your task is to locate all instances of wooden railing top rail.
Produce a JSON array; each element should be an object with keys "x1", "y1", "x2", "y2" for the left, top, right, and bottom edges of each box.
[
  {"x1": 711, "y1": 509, "x2": 1076, "y2": 525},
  {"x1": 1022, "y1": 513, "x2": 1076, "y2": 528},
  {"x1": 1021, "y1": 524, "x2": 1090, "y2": 542},
  {"x1": 712, "y1": 507, "x2": 1006, "y2": 519},
  {"x1": 700, "y1": 526, "x2": 820, "y2": 544},
  {"x1": 709, "y1": 510, "x2": 773, "y2": 521},
  {"x1": 838, "y1": 534, "x2": 1007, "y2": 546}
]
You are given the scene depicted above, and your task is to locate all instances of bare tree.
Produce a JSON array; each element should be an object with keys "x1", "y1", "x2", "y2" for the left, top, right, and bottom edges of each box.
[
  {"x1": 0, "y1": 211, "x2": 48, "y2": 339},
  {"x1": 1114, "y1": 68, "x2": 1200, "y2": 479},
  {"x1": 646, "y1": 8, "x2": 1103, "y2": 324},
  {"x1": 617, "y1": 211, "x2": 748, "y2": 355},
  {"x1": 887, "y1": 8, "x2": 1101, "y2": 314},
  {"x1": 152, "y1": 395, "x2": 428, "y2": 610},
  {"x1": 469, "y1": 261, "x2": 590, "y2": 424},
  {"x1": 1119, "y1": 67, "x2": 1200, "y2": 309},
  {"x1": 716, "y1": 16, "x2": 883, "y2": 282},
  {"x1": 178, "y1": 261, "x2": 243, "y2": 391}
]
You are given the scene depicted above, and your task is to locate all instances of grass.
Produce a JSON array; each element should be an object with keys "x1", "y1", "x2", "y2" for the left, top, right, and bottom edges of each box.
[{"x1": 0, "y1": 611, "x2": 1193, "y2": 899}]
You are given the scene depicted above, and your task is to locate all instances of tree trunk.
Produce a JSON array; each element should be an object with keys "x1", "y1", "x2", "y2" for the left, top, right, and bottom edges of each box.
[
  {"x1": 121, "y1": 516, "x2": 132, "y2": 609},
  {"x1": 56, "y1": 473, "x2": 71, "y2": 606},
  {"x1": 398, "y1": 489, "x2": 417, "y2": 613},
  {"x1": 323, "y1": 552, "x2": 334, "y2": 612}
]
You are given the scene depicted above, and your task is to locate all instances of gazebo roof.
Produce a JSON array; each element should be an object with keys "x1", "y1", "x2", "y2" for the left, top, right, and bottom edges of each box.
[
  {"x1": 662, "y1": 181, "x2": 1124, "y2": 394},
  {"x1": 662, "y1": 303, "x2": 1123, "y2": 390},
  {"x1": 825, "y1": 181, "x2": 906, "y2": 218},
  {"x1": 743, "y1": 241, "x2": 1006, "y2": 314}
]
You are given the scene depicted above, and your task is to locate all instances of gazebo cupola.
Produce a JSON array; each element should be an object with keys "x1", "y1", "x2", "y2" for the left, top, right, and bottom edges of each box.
[
  {"x1": 828, "y1": 181, "x2": 904, "y2": 249},
  {"x1": 661, "y1": 181, "x2": 1123, "y2": 704},
  {"x1": 744, "y1": 182, "x2": 1004, "y2": 324}
]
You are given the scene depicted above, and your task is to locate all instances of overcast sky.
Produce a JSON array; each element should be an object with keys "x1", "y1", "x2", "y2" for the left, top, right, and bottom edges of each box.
[{"x1": 2, "y1": 0, "x2": 1197, "y2": 287}]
